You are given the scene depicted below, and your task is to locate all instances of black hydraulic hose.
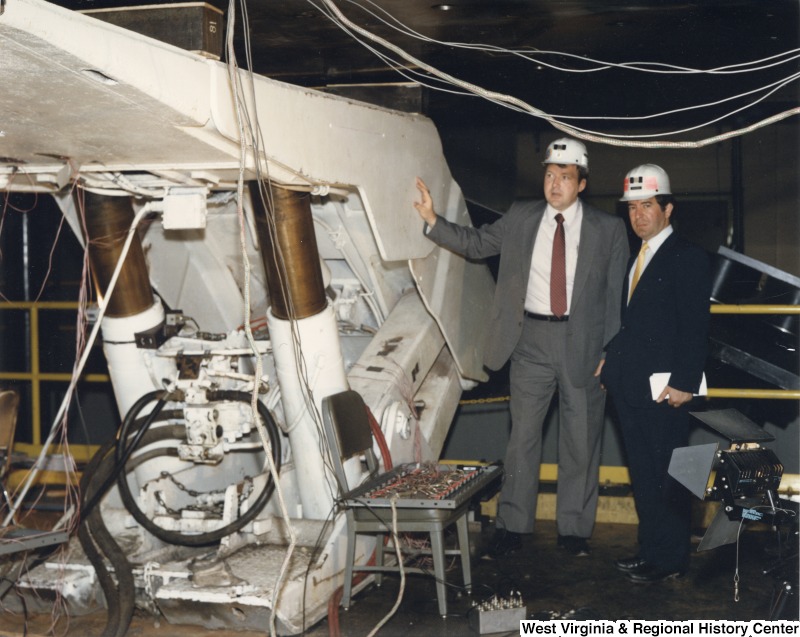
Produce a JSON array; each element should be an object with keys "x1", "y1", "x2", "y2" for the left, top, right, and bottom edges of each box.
[
  {"x1": 79, "y1": 425, "x2": 187, "y2": 637},
  {"x1": 112, "y1": 389, "x2": 171, "y2": 480},
  {"x1": 82, "y1": 390, "x2": 172, "y2": 520},
  {"x1": 116, "y1": 390, "x2": 282, "y2": 547},
  {"x1": 3, "y1": 411, "x2": 182, "y2": 636},
  {"x1": 79, "y1": 440, "x2": 124, "y2": 637}
]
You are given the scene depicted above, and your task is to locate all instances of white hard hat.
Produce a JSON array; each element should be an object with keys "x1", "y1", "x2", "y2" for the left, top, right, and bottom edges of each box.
[
  {"x1": 620, "y1": 164, "x2": 672, "y2": 201},
  {"x1": 542, "y1": 138, "x2": 589, "y2": 172}
]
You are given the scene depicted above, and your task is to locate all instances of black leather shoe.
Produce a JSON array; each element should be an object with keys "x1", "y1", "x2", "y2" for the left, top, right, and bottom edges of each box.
[
  {"x1": 614, "y1": 555, "x2": 648, "y2": 572},
  {"x1": 625, "y1": 563, "x2": 686, "y2": 584},
  {"x1": 484, "y1": 530, "x2": 523, "y2": 559},
  {"x1": 557, "y1": 535, "x2": 590, "y2": 557}
]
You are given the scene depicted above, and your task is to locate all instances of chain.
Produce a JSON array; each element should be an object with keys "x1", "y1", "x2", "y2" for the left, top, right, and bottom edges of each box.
[
  {"x1": 143, "y1": 561, "x2": 162, "y2": 601},
  {"x1": 154, "y1": 472, "x2": 255, "y2": 516}
]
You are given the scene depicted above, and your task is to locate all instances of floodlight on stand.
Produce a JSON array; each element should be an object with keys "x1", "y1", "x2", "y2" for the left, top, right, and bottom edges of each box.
[{"x1": 668, "y1": 408, "x2": 785, "y2": 551}]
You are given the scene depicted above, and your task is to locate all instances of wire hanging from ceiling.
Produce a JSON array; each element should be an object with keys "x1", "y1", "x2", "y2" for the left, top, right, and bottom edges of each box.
[
  {"x1": 318, "y1": 0, "x2": 800, "y2": 125},
  {"x1": 312, "y1": 0, "x2": 800, "y2": 130},
  {"x1": 309, "y1": 0, "x2": 800, "y2": 148},
  {"x1": 342, "y1": 0, "x2": 800, "y2": 76}
]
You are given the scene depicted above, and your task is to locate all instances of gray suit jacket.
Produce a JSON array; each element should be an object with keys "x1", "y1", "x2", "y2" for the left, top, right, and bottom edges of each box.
[{"x1": 427, "y1": 198, "x2": 629, "y2": 387}]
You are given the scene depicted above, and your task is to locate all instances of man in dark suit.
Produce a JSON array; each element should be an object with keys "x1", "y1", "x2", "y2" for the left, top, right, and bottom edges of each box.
[
  {"x1": 601, "y1": 164, "x2": 711, "y2": 583},
  {"x1": 414, "y1": 138, "x2": 629, "y2": 557}
]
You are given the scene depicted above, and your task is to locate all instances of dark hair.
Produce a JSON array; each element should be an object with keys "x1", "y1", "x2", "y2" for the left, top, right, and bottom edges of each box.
[
  {"x1": 654, "y1": 194, "x2": 675, "y2": 209},
  {"x1": 549, "y1": 163, "x2": 588, "y2": 182}
]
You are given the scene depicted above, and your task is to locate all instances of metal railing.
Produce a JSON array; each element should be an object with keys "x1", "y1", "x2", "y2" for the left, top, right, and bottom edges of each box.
[
  {"x1": 0, "y1": 301, "x2": 108, "y2": 458},
  {"x1": 707, "y1": 304, "x2": 799, "y2": 400},
  {"x1": 0, "y1": 302, "x2": 796, "y2": 456}
]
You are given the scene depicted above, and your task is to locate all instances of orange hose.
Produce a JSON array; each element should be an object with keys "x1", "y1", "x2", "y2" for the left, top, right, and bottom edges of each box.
[{"x1": 328, "y1": 404, "x2": 393, "y2": 635}]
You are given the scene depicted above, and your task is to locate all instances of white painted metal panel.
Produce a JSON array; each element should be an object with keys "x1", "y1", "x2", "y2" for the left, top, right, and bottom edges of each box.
[
  {"x1": 0, "y1": 0, "x2": 494, "y2": 382},
  {"x1": 410, "y1": 181, "x2": 494, "y2": 383},
  {"x1": 1, "y1": 0, "x2": 459, "y2": 262}
]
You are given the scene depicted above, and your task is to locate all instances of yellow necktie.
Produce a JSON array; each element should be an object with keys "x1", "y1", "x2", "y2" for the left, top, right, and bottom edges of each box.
[{"x1": 629, "y1": 242, "x2": 649, "y2": 300}]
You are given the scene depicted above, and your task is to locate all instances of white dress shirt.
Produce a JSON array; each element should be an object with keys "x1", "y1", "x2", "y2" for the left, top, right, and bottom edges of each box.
[{"x1": 525, "y1": 200, "x2": 583, "y2": 315}]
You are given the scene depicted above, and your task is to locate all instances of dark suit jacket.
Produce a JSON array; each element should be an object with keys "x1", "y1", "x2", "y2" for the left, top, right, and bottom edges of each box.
[
  {"x1": 427, "y1": 198, "x2": 629, "y2": 387},
  {"x1": 601, "y1": 231, "x2": 711, "y2": 407}
]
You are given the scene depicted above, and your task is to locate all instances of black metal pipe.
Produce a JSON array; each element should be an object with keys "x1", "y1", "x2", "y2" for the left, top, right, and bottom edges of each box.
[{"x1": 731, "y1": 137, "x2": 745, "y2": 252}]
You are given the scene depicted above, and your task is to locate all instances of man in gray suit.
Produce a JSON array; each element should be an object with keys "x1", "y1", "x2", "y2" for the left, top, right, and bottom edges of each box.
[{"x1": 415, "y1": 138, "x2": 629, "y2": 557}]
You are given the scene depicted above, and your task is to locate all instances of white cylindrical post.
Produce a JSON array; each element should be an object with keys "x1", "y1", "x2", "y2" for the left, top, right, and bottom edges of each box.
[
  {"x1": 268, "y1": 302, "x2": 348, "y2": 520},
  {"x1": 101, "y1": 299, "x2": 175, "y2": 417}
]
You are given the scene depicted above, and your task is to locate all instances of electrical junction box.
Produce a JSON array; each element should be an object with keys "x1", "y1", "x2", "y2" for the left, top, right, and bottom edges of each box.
[
  {"x1": 81, "y1": 3, "x2": 224, "y2": 59},
  {"x1": 468, "y1": 595, "x2": 527, "y2": 635},
  {"x1": 162, "y1": 188, "x2": 208, "y2": 230}
]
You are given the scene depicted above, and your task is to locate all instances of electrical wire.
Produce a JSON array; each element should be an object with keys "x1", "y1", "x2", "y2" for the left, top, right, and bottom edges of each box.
[
  {"x1": 224, "y1": 2, "x2": 320, "y2": 634},
  {"x1": 308, "y1": 0, "x2": 475, "y2": 99},
  {"x1": 341, "y1": 0, "x2": 800, "y2": 77},
  {"x1": 231, "y1": 0, "x2": 354, "y2": 533},
  {"x1": 365, "y1": 496, "x2": 405, "y2": 637},
  {"x1": 0, "y1": 183, "x2": 83, "y2": 530},
  {"x1": 538, "y1": 72, "x2": 800, "y2": 123},
  {"x1": 310, "y1": 0, "x2": 800, "y2": 147},
  {"x1": 234, "y1": 2, "x2": 333, "y2": 483},
  {"x1": 319, "y1": 401, "x2": 392, "y2": 637},
  {"x1": 731, "y1": 500, "x2": 797, "y2": 603},
  {"x1": 1, "y1": 200, "x2": 158, "y2": 528},
  {"x1": 30, "y1": 208, "x2": 67, "y2": 304},
  {"x1": 0, "y1": 187, "x2": 34, "y2": 304},
  {"x1": 314, "y1": 10, "x2": 798, "y2": 141}
]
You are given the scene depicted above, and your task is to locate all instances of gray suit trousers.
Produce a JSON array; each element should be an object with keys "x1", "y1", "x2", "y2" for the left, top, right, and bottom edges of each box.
[{"x1": 498, "y1": 317, "x2": 606, "y2": 537}]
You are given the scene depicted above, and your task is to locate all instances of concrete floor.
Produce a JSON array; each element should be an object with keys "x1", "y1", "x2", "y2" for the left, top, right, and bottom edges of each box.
[{"x1": 0, "y1": 518, "x2": 796, "y2": 637}]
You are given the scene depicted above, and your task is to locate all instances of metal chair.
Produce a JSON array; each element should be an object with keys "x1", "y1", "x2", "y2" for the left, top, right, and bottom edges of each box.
[
  {"x1": 321, "y1": 389, "x2": 472, "y2": 617},
  {"x1": 0, "y1": 389, "x2": 20, "y2": 520}
]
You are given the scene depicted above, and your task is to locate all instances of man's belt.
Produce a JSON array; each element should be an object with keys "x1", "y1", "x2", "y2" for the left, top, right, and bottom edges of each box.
[{"x1": 524, "y1": 311, "x2": 569, "y2": 322}]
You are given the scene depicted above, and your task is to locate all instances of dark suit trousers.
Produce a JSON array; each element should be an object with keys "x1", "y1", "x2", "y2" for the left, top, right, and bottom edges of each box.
[
  {"x1": 499, "y1": 318, "x2": 605, "y2": 537},
  {"x1": 613, "y1": 397, "x2": 692, "y2": 571}
]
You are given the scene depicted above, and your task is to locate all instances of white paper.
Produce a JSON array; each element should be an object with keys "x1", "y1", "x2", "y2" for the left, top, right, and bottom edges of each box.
[{"x1": 649, "y1": 372, "x2": 707, "y2": 401}]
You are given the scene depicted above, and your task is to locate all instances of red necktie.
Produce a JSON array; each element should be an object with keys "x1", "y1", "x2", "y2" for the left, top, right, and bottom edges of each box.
[{"x1": 551, "y1": 213, "x2": 567, "y2": 317}]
